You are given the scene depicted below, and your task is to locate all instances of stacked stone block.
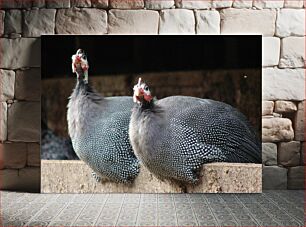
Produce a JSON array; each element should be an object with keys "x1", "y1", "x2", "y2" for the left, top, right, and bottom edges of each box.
[
  {"x1": 0, "y1": 69, "x2": 40, "y2": 192},
  {"x1": 0, "y1": 0, "x2": 305, "y2": 191},
  {"x1": 262, "y1": 101, "x2": 305, "y2": 190},
  {"x1": 260, "y1": 0, "x2": 305, "y2": 190}
]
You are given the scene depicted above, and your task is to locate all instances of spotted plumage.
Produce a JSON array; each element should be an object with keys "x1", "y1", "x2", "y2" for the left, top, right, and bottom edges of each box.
[
  {"x1": 129, "y1": 79, "x2": 261, "y2": 184},
  {"x1": 67, "y1": 49, "x2": 139, "y2": 184}
]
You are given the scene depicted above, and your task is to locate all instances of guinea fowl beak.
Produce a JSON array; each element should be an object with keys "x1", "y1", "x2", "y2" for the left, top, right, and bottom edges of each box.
[
  {"x1": 138, "y1": 77, "x2": 142, "y2": 86},
  {"x1": 136, "y1": 78, "x2": 144, "y2": 97},
  {"x1": 133, "y1": 88, "x2": 144, "y2": 103},
  {"x1": 133, "y1": 78, "x2": 144, "y2": 103},
  {"x1": 133, "y1": 77, "x2": 152, "y2": 103}
]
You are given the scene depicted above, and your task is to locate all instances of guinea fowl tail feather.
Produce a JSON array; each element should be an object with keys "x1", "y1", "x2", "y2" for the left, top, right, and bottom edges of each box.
[
  {"x1": 223, "y1": 107, "x2": 261, "y2": 163},
  {"x1": 226, "y1": 128, "x2": 261, "y2": 163},
  {"x1": 238, "y1": 136, "x2": 261, "y2": 163}
]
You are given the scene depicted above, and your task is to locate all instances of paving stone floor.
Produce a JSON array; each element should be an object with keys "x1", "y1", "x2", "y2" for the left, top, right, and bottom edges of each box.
[{"x1": 1, "y1": 190, "x2": 304, "y2": 226}]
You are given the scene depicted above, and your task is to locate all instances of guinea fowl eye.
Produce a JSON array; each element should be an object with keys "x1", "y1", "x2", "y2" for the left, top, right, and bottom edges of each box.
[{"x1": 144, "y1": 86, "x2": 149, "y2": 91}]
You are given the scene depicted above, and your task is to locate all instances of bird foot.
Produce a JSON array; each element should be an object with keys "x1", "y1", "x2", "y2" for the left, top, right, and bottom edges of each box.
[{"x1": 91, "y1": 171, "x2": 101, "y2": 182}]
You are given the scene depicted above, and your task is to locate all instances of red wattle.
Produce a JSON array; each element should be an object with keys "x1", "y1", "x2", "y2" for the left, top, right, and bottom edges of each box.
[{"x1": 144, "y1": 94, "x2": 153, "y2": 102}]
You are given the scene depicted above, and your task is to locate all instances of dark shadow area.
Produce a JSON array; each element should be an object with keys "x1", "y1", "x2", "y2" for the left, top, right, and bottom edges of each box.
[{"x1": 42, "y1": 35, "x2": 261, "y2": 78}]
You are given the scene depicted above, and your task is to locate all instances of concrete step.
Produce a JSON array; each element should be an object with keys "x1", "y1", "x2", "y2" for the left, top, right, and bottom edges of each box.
[{"x1": 41, "y1": 160, "x2": 262, "y2": 193}]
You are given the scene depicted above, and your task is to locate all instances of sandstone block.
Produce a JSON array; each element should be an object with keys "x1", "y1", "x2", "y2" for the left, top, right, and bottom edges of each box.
[
  {"x1": 294, "y1": 101, "x2": 305, "y2": 141},
  {"x1": 145, "y1": 0, "x2": 175, "y2": 9},
  {"x1": 7, "y1": 33, "x2": 21, "y2": 38},
  {"x1": 110, "y1": 0, "x2": 144, "y2": 8},
  {"x1": 301, "y1": 142, "x2": 305, "y2": 165},
  {"x1": 0, "y1": 102, "x2": 7, "y2": 142},
  {"x1": 284, "y1": 0, "x2": 304, "y2": 8},
  {"x1": 253, "y1": 0, "x2": 284, "y2": 8},
  {"x1": 262, "y1": 118, "x2": 294, "y2": 142},
  {"x1": 0, "y1": 0, "x2": 32, "y2": 8},
  {"x1": 0, "y1": 10, "x2": 4, "y2": 35},
  {"x1": 220, "y1": 9, "x2": 276, "y2": 36},
  {"x1": 0, "y1": 70, "x2": 15, "y2": 102},
  {"x1": 274, "y1": 101, "x2": 297, "y2": 113},
  {"x1": 212, "y1": 0, "x2": 233, "y2": 8},
  {"x1": 262, "y1": 143, "x2": 277, "y2": 165},
  {"x1": 71, "y1": 0, "x2": 91, "y2": 7},
  {"x1": 263, "y1": 166, "x2": 287, "y2": 189},
  {"x1": 195, "y1": 10, "x2": 220, "y2": 34},
  {"x1": 187, "y1": 163, "x2": 262, "y2": 193},
  {"x1": 0, "y1": 169, "x2": 17, "y2": 189},
  {"x1": 32, "y1": 0, "x2": 46, "y2": 8},
  {"x1": 27, "y1": 143, "x2": 40, "y2": 167},
  {"x1": 41, "y1": 160, "x2": 261, "y2": 193},
  {"x1": 175, "y1": 0, "x2": 212, "y2": 9},
  {"x1": 288, "y1": 166, "x2": 304, "y2": 189},
  {"x1": 262, "y1": 68, "x2": 305, "y2": 101},
  {"x1": 46, "y1": 0, "x2": 70, "y2": 8},
  {"x1": 278, "y1": 141, "x2": 301, "y2": 167},
  {"x1": 159, "y1": 9, "x2": 195, "y2": 34},
  {"x1": 42, "y1": 160, "x2": 182, "y2": 193},
  {"x1": 15, "y1": 69, "x2": 41, "y2": 101},
  {"x1": 0, "y1": 143, "x2": 27, "y2": 169},
  {"x1": 0, "y1": 38, "x2": 40, "y2": 69},
  {"x1": 262, "y1": 101, "x2": 274, "y2": 115},
  {"x1": 56, "y1": 8, "x2": 107, "y2": 34},
  {"x1": 262, "y1": 37, "x2": 280, "y2": 66},
  {"x1": 232, "y1": 0, "x2": 253, "y2": 8},
  {"x1": 276, "y1": 9, "x2": 305, "y2": 37},
  {"x1": 4, "y1": 10, "x2": 22, "y2": 35},
  {"x1": 23, "y1": 9, "x2": 56, "y2": 37},
  {"x1": 8, "y1": 102, "x2": 40, "y2": 142},
  {"x1": 91, "y1": 0, "x2": 108, "y2": 8},
  {"x1": 108, "y1": 10, "x2": 159, "y2": 34},
  {"x1": 0, "y1": 167, "x2": 40, "y2": 192},
  {"x1": 280, "y1": 37, "x2": 305, "y2": 68}
]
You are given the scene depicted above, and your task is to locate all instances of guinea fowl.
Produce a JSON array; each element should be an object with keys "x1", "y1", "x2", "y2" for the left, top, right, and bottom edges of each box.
[
  {"x1": 67, "y1": 49, "x2": 139, "y2": 183},
  {"x1": 129, "y1": 78, "x2": 261, "y2": 184}
]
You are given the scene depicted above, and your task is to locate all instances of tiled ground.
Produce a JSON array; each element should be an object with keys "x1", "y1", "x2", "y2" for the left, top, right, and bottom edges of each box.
[{"x1": 1, "y1": 190, "x2": 304, "y2": 226}]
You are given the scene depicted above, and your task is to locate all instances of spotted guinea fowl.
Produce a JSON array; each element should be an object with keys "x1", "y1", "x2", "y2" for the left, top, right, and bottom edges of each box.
[
  {"x1": 67, "y1": 49, "x2": 139, "y2": 183},
  {"x1": 129, "y1": 78, "x2": 261, "y2": 184}
]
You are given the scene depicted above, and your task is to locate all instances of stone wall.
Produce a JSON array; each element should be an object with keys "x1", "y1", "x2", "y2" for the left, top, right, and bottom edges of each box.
[
  {"x1": 0, "y1": 0, "x2": 305, "y2": 192},
  {"x1": 262, "y1": 100, "x2": 305, "y2": 189}
]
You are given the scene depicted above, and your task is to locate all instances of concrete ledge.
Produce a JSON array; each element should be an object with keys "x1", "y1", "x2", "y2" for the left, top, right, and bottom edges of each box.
[{"x1": 41, "y1": 160, "x2": 262, "y2": 193}]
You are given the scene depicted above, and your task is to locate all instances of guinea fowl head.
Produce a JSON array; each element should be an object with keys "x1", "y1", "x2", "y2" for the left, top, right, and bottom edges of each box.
[
  {"x1": 74, "y1": 49, "x2": 87, "y2": 64},
  {"x1": 133, "y1": 78, "x2": 153, "y2": 105},
  {"x1": 72, "y1": 49, "x2": 89, "y2": 83}
]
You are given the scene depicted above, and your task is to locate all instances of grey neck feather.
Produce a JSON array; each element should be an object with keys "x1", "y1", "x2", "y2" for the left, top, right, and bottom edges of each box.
[
  {"x1": 67, "y1": 74, "x2": 103, "y2": 140},
  {"x1": 139, "y1": 97, "x2": 159, "y2": 111},
  {"x1": 76, "y1": 67, "x2": 88, "y2": 84},
  {"x1": 132, "y1": 99, "x2": 165, "y2": 143},
  {"x1": 130, "y1": 100, "x2": 168, "y2": 168}
]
